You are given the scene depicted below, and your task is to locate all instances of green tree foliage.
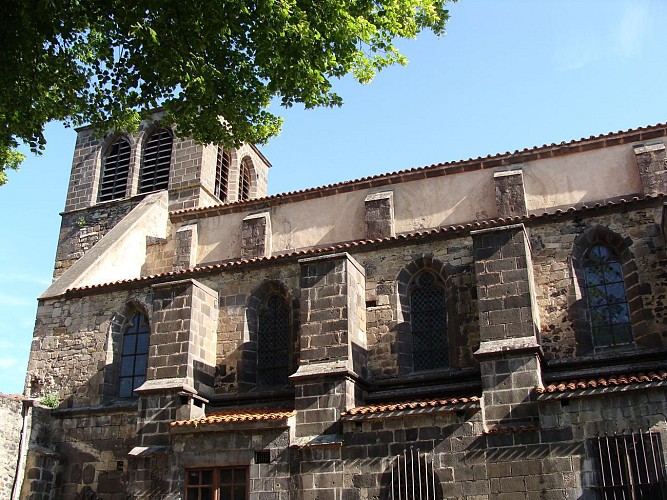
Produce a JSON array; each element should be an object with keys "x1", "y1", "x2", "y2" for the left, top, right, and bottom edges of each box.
[{"x1": 0, "y1": 0, "x2": 453, "y2": 184}]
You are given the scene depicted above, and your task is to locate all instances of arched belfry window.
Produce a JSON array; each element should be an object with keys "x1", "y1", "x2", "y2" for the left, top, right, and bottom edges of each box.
[
  {"x1": 410, "y1": 271, "x2": 448, "y2": 371},
  {"x1": 99, "y1": 138, "x2": 131, "y2": 201},
  {"x1": 216, "y1": 147, "x2": 230, "y2": 202},
  {"x1": 139, "y1": 128, "x2": 173, "y2": 193},
  {"x1": 238, "y1": 157, "x2": 252, "y2": 201},
  {"x1": 119, "y1": 312, "x2": 150, "y2": 397},
  {"x1": 257, "y1": 295, "x2": 290, "y2": 386},
  {"x1": 583, "y1": 244, "x2": 632, "y2": 347}
]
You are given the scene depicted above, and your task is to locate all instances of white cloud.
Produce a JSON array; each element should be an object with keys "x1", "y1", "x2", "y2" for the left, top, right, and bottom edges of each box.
[
  {"x1": 0, "y1": 294, "x2": 35, "y2": 307},
  {"x1": 552, "y1": 1, "x2": 657, "y2": 72},
  {"x1": 0, "y1": 272, "x2": 51, "y2": 287},
  {"x1": 0, "y1": 358, "x2": 17, "y2": 369},
  {"x1": 615, "y1": 3, "x2": 651, "y2": 58},
  {"x1": 554, "y1": 36, "x2": 599, "y2": 72}
]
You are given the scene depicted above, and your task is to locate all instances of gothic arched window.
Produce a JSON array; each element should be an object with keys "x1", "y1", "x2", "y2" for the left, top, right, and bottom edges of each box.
[
  {"x1": 410, "y1": 271, "x2": 448, "y2": 371},
  {"x1": 257, "y1": 295, "x2": 290, "y2": 386},
  {"x1": 99, "y1": 138, "x2": 131, "y2": 201},
  {"x1": 583, "y1": 244, "x2": 632, "y2": 347},
  {"x1": 238, "y1": 157, "x2": 252, "y2": 201},
  {"x1": 216, "y1": 147, "x2": 231, "y2": 202},
  {"x1": 139, "y1": 128, "x2": 173, "y2": 193},
  {"x1": 119, "y1": 312, "x2": 150, "y2": 397}
]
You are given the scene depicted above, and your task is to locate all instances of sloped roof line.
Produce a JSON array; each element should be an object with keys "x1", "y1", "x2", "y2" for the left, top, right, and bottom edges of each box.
[
  {"x1": 170, "y1": 408, "x2": 295, "y2": 428},
  {"x1": 341, "y1": 396, "x2": 480, "y2": 416},
  {"x1": 171, "y1": 122, "x2": 667, "y2": 219},
  {"x1": 61, "y1": 193, "x2": 665, "y2": 296},
  {"x1": 538, "y1": 370, "x2": 667, "y2": 394}
]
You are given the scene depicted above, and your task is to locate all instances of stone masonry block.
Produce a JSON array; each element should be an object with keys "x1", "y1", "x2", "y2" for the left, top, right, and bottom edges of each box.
[
  {"x1": 494, "y1": 167, "x2": 527, "y2": 217},
  {"x1": 364, "y1": 191, "x2": 395, "y2": 239},
  {"x1": 634, "y1": 142, "x2": 667, "y2": 196},
  {"x1": 241, "y1": 211, "x2": 272, "y2": 259}
]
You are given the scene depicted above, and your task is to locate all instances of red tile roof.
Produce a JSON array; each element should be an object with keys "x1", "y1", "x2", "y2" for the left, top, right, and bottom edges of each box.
[
  {"x1": 60, "y1": 193, "x2": 666, "y2": 297},
  {"x1": 538, "y1": 371, "x2": 667, "y2": 394},
  {"x1": 170, "y1": 408, "x2": 294, "y2": 428},
  {"x1": 341, "y1": 396, "x2": 479, "y2": 417},
  {"x1": 171, "y1": 122, "x2": 667, "y2": 220}
]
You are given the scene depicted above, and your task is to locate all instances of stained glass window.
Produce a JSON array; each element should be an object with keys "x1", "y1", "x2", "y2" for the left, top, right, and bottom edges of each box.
[
  {"x1": 584, "y1": 245, "x2": 633, "y2": 347},
  {"x1": 257, "y1": 295, "x2": 290, "y2": 386},
  {"x1": 119, "y1": 312, "x2": 150, "y2": 397},
  {"x1": 410, "y1": 272, "x2": 448, "y2": 371}
]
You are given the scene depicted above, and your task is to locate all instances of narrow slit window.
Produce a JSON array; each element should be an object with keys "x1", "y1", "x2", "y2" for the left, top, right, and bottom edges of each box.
[
  {"x1": 216, "y1": 147, "x2": 230, "y2": 202},
  {"x1": 99, "y1": 138, "x2": 131, "y2": 201},
  {"x1": 583, "y1": 244, "x2": 632, "y2": 347},
  {"x1": 119, "y1": 312, "x2": 150, "y2": 397},
  {"x1": 139, "y1": 128, "x2": 172, "y2": 193}
]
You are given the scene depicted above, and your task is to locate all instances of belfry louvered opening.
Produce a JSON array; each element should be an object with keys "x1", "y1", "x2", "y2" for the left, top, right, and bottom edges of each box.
[
  {"x1": 216, "y1": 147, "x2": 230, "y2": 202},
  {"x1": 99, "y1": 138, "x2": 131, "y2": 201},
  {"x1": 139, "y1": 128, "x2": 173, "y2": 193},
  {"x1": 593, "y1": 431, "x2": 667, "y2": 499},
  {"x1": 238, "y1": 157, "x2": 252, "y2": 201}
]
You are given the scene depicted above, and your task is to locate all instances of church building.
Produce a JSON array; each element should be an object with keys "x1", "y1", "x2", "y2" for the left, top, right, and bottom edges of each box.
[{"x1": 15, "y1": 112, "x2": 667, "y2": 499}]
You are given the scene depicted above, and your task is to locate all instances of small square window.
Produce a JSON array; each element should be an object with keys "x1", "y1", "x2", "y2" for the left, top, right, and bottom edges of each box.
[{"x1": 255, "y1": 450, "x2": 271, "y2": 464}]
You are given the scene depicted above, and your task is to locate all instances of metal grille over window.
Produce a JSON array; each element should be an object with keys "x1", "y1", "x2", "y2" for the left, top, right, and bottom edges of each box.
[
  {"x1": 238, "y1": 157, "x2": 251, "y2": 201},
  {"x1": 410, "y1": 271, "x2": 448, "y2": 371},
  {"x1": 216, "y1": 147, "x2": 230, "y2": 202},
  {"x1": 99, "y1": 138, "x2": 131, "y2": 202},
  {"x1": 119, "y1": 312, "x2": 149, "y2": 398},
  {"x1": 257, "y1": 295, "x2": 290, "y2": 386},
  {"x1": 389, "y1": 447, "x2": 441, "y2": 500},
  {"x1": 139, "y1": 128, "x2": 172, "y2": 193},
  {"x1": 584, "y1": 244, "x2": 632, "y2": 347},
  {"x1": 255, "y1": 449, "x2": 271, "y2": 464},
  {"x1": 593, "y1": 431, "x2": 666, "y2": 499}
]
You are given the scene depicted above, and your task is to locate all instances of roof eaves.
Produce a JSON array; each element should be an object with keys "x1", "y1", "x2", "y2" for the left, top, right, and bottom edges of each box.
[
  {"x1": 170, "y1": 123, "x2": 667, "y2": 220},
  {"x1": 59, "y1": 193, "x2": 666, "y2": 298}
]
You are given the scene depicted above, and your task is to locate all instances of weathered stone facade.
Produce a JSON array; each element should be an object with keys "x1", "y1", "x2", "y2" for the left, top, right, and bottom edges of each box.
[
  {"x1": 0, "y1": 394, "x2": 23, "y2": 499},
  {"x1": 17, "y1": 122, "x2": 667, "y2": 498}
]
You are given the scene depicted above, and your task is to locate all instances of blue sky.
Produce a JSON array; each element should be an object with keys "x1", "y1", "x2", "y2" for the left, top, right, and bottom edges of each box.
[{"x1": 1, "y1": 0, "x2": 666, "y2": 395}]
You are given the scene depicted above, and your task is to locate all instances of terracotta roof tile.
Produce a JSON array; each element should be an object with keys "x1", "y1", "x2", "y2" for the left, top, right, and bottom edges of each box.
[
  {"x1": 171, "y1": 122, "x2": 667, "y2": 219},
  {"x1": 538, "y1": 371, "x2": 667, "y2": 394},
  {"x1": 341, "y1": 396, "x2": 480, "y2": 417},
  {"x1": 170, "y1": 408, "x2": 294, "y2": 428},
  {"x1": 60, "y1": 193, "x2": 666, "y2": 297}
]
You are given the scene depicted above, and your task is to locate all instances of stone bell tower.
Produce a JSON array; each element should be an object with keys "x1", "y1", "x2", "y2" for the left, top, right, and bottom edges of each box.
[{"x1": 53, "y1": 110, "x2": 271, "y2": 279}]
